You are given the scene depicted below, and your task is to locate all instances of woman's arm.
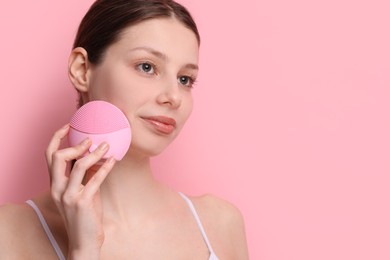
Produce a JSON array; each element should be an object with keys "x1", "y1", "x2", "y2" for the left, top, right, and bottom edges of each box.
[{"x1": 226, "y1": 205, "x2": 250, "y2": 259}]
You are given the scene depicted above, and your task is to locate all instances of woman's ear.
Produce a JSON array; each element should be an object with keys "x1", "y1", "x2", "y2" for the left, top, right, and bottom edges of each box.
[{"x1": 68, "y1": 47, "x2": 92, "y2": 93}]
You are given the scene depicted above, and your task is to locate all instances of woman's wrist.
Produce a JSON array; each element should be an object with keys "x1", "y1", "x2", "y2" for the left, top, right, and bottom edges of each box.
[
  {"x1": 67, "y1": 244, "x2": 102, "y2": 260},
  {"x1": 68, "y1": 248, "x2": 100, "y2": 260}
]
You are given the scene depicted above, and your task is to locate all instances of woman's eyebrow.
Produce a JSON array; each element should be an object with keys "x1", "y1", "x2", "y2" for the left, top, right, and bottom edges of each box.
[
  {"x1": 128, "y1": 46, "x2": 168, "y2": 60},
  {"x1": 184, "y1": 63, "x2": 199, "y2": 71},
  {"x1": 128, "y1": 46, "x2": 198, "y2": 70}
]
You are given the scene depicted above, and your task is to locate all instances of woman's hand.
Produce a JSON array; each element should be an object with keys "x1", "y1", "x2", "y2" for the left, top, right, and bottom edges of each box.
[{"x1": 45, "y1": 124, "x2": 116, "y2": 259}]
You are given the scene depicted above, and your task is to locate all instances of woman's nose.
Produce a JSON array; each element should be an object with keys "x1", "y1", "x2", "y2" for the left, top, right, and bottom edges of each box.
[{"x1": 156, "y1": 79, "x2": 182, "y2": 109}]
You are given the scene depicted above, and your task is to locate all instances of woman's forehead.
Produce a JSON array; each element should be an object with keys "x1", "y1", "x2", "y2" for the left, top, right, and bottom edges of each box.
[{"x1": 108, "y1": 18, "x2": 199, "y2": 61}]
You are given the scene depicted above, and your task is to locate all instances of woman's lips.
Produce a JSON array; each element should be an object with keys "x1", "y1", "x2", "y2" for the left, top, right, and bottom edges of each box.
[{"x1": 141, "y1": 116, "x2": 177, "y2": 134}]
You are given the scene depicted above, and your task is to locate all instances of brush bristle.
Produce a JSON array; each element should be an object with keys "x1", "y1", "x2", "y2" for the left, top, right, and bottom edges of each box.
[{"x1": 70, "y1": 101, "x2": 130, "y2": 134}]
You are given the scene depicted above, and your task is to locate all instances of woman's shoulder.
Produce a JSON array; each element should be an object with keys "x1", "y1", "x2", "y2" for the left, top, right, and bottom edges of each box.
[
  {"x1": 0, "y1": 192, "x2": 57, "y2": 223},
  {"x1": 0, "y1": 192, "x2": 64, "y2": 259},
  {"x1": 188, "y1": 193, "x2": 245, "y2": 226},
  {"x1": 186, "y1": 193, "x2": 249, "y2": 259},
  {"x1": 0, "y1": 200, "x2": 37, "y2": 233},
  {"x1": 0, "y1": 200, "x2": 40, "y2": 256}
]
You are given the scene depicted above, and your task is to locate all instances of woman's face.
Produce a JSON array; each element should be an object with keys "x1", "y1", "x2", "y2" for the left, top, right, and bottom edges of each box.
[{"x1": 86, "y1": 18, "x2": 199, "y2": 157}]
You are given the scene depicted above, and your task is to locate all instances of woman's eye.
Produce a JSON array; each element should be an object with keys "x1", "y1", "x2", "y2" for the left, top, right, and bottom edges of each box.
[
  {"x1": 137, "y1": 63, "x2": 155, "y2": 74},
  {"x1": 178, "y1": 76, "x2": 195, "y2": 88}
]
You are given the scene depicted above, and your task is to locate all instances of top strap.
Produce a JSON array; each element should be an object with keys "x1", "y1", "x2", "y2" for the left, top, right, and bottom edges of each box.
[
  {"x1": 26, "y1": 200, "x2": 66, "y2": 260},
  {"x1": 178, "y1": 192, "x2": 218, "y2": 259}
]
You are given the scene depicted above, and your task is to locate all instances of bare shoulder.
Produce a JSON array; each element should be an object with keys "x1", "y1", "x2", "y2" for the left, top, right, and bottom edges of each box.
[
  {"x1": 0, "y1": 201, "x2": 38, "y2": 257},
  {"x1": 189, "y1": 193, "x2": 249, "y2": 259},
  {"x1": 0, "y1": 192, "x2": 63, "y2": 259},
  {"x1": 0, "y1": 201, "x2": 35, "y2": 234},
  {"x1": 191, "y1": 193, "x2": 244, "y2": 225}
]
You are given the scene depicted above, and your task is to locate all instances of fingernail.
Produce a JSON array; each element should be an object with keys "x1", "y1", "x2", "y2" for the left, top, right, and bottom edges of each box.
[
  {"x1": 107, "y1": 156, "x2": 116, "y2": 164},
  {"x1": 99, "y1": 142, "x2": 109, "y2": 151},
  {"x1": 81, "y1": 138, "x2": 91, "y2": 146}
]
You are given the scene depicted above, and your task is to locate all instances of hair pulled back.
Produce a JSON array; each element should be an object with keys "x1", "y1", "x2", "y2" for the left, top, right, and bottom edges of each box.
[{"x1": 73, "y1": 0, "x2": 200, "y2": 65}]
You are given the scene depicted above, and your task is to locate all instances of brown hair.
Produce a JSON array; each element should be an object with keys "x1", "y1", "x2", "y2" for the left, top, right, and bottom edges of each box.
[{"x1": 74, "y1": 0, "x2": 200, "y2": 64}]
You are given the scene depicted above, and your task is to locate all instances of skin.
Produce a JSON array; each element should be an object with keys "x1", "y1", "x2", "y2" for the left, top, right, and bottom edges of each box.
[{"x1": 0, "y1": 18, "x2": 249, "y2": 259}]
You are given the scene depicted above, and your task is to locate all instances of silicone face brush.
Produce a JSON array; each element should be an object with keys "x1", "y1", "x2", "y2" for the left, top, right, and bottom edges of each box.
[{"x1": 68, "y1": 100, "x2": 131, "y2": 161}]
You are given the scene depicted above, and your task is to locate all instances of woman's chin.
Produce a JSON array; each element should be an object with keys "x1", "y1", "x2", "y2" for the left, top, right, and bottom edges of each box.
[{"x1": 123, "y1": 144, "x2": 168, "y2": 160}]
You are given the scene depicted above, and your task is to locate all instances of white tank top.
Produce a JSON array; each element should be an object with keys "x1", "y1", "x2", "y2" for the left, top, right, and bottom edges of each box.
[{"x1": 26, "y1": 193, "x2": 219, "y2": 260}]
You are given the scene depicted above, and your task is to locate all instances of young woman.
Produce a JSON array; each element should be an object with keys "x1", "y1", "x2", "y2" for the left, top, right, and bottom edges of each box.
[{"x1": 0, "y1": 0, "x2": 249, "y2": 259}]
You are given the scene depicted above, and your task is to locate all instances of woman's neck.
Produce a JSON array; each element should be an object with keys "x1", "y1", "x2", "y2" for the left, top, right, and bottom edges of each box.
[{"x1": 90, "y1": 153, "x2": 170, "y2": 224}]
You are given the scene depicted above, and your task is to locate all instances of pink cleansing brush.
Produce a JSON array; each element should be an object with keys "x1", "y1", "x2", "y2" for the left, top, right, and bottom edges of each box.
[{"x1": 68, "y1": 100, "x2": 131, "y2": 161}]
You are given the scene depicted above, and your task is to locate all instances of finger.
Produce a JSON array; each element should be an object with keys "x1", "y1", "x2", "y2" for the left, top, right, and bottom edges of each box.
[
  {"x1": 45, "y1": 124, "x2": 70, "y2": 167},
  {"x1": 50, "y1": 138, "x2": 92, "y2": 194},
  {"x1": 66, "y1": 142, "x2": 110, "y2": 194},
  {"x1": 83, "y1": 156, "x2": 116, "y2": 198}
]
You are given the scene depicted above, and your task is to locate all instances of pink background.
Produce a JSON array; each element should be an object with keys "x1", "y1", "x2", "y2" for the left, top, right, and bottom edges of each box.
[{"x1": 1, "y1": 0, "x2": 389, "y2": 259}]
